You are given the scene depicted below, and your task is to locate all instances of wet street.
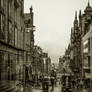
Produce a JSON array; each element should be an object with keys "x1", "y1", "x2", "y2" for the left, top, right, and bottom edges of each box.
[
  {"x1": 32, "y1": 84, "x2": 90, "y2": 92},
  {"x1": 0, "y1": 0, "x2": 92, "y2": 92},
  {"x1": 73, "y1": 87, "x2": 90, "y2": 92},
  {"x1": 33, "y1": 83, "x2": 61, "y2": 92},
  {"x1": 32, "y1": 86, "x2": 90, "y2": 92}
]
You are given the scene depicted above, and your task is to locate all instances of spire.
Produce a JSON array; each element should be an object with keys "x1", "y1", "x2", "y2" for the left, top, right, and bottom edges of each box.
[
  {"x1": 79, "y1": 10, "x2": 82, "y2": 25},
  {"x1": 74, "y1": 11, "x2": 78, "y2": 27},
  {"x1": 88, "y1": 0, "x2": 90, "y2": 7},
  {"x1": 30, "y1": 5, "x2": 33, "y2": 13},
  {"x1": 84, "y1": 0, "x2": 92, "y2": 13},
  {"x1": 79, "y1": 10, "x2": 81, "y2": 20},
  {"x1": 75, "y1": 11, "x2": 77, "y2": 20},
  {"x1": 79, "y1": 10, "x2": 81, "y2": 17}
]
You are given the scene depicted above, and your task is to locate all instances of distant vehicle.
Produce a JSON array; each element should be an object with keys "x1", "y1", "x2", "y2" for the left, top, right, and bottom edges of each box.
[{"x1": 62, "y1": 74, "x2": 73, "y2": 92}]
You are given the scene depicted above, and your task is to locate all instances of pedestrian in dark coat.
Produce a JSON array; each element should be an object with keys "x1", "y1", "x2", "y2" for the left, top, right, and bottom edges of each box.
[{"x1": 50, "y1": 77, "x2": 54, "y2": 91}]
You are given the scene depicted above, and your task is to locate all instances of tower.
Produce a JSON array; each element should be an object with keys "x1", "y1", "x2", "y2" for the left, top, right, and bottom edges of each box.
[
  {"x1": 30, "y1": 6, "x2": 33, "y2": 13},
  {"x1": 79, "y1": 10, "x2": 82, "y2": 35},
  {"x1": 84, "y1": 0, "x2": 92, "y2": 14},
  {"x1": 30, "y1": 6, "x2": 33, "y2": 25},
  {"x1": 74, "y1": 11, "x2": 78, "y2": 28}
]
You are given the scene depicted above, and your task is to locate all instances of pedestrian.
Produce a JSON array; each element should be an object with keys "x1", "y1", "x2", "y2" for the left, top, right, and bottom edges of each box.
[
  {"x1": 59, "y1": 78, "x2": 61, "y2": 85},
  {"x1": 79, "y1": 80, "x2": 83, "y2": 90},
  {"x1": 42, "y1": 77, "x2": 49, "y2": 92},
  {"x1": 72, "y1": 80, "x2": 75, "y2": 88},
  {"x1": 50, "y1": 77, "x2": 55, "y2": 91}
]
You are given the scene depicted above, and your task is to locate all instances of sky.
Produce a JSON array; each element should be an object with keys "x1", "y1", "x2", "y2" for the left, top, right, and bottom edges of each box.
[{"x1": 24, "y1": 0, "x2": 92, "y2": 63}]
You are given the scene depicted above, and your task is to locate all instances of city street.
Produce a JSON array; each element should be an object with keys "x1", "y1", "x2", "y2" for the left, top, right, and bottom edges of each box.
[
  {"x1": 23, "y1": 83, "x2": 91, "y2": 92},
  {"x1": 0, "y1": 0, "x2": 92, "y2": 92},
  {"x1": 33, "y1": 83, "x2": 62, "y2": 92}
]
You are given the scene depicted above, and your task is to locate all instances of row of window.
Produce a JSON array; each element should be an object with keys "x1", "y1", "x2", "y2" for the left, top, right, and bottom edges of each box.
[
  {"x1": 0, "y1": 13, "x2": 24, "y2": 49},
  {"x1": 83, "y1": 38, "x2": 90, "y2": 53},
  {"x1": 0, "y1": 0, "x2": 24, "y2": 45},
  {"x1": 0, "y1": 51, "x2": 24, "y2": 81}
]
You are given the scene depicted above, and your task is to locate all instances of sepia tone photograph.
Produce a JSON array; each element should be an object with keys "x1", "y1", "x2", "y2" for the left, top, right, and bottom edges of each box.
[{"x1": 0, "y1": 0, "x2": 92, "y2": 92}]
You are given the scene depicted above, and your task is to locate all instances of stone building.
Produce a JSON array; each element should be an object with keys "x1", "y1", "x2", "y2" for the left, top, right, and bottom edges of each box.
[
  {"x1": 69, "y1": 1, "x2": 92, "y2": 89},
  {"x1": 70, "y1": 12, "x2": 82, "y2": 78},
  {"x1": 24, "y1": 6, "x2": 35, "y2": 82},
  {"x1": 58, "y1": 56, "x2": 64, "y2": 73},
  {"x1": 42, "y1": 52, "x2": 51, "y2": 76},
  {"x1": 0, "y1": 0, "x2": 33, "y2": 91},
  {"x1": 45, "y1": 56, "x2": 51, "y2": 75},
  {"x1": 80, "y1": 2, "x2": 92, "y2": 88},
  {"x1": 32, "y1": 46, "x2": 44, "y2": 81}
]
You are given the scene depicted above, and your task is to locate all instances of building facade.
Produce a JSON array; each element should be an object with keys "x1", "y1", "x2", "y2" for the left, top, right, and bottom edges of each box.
[
  {"x1": 0, "y1": 0, "x2": 36, "y2": 91},
  {"x1": 69, "y1": 1, "x2": 92, "y2": 89},
  {"x1": 80, "y1": 2, "x2": 92, "y2": 88},
  {"x1": 70, "y1": 11, "x2": 82, "y2": 79},
  {"x1": 24, "y1": 6, "x2": 35, "y2": 83}
]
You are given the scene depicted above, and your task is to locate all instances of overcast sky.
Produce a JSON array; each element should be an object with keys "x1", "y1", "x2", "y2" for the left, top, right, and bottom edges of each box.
[{"x1": 24, "y1": 0, "x2": 92, "y2": 63}]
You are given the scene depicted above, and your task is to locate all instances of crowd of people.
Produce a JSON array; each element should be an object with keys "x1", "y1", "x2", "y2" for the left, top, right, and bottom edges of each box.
[{"x1": 26, "y1": 73, "x2": 91, "y2": 92}]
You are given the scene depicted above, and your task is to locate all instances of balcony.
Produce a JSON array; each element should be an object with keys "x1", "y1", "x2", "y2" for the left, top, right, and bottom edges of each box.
[{"x1": 14, "y1": 0, "x2": 20, "y2": 8}]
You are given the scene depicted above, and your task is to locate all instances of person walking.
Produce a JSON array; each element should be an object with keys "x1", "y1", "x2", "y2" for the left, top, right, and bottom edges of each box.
[
  {"x1": 50, "y1": 77, "x2": 55, "y2": 91},
  {"x1": 72, "y1": 80, "x2": 75, "y2": 88},
  {"x1": 42, "y1": 77, "x2": 49, "y2": 92},
  {"x1": 79, "y1": 79, "x2": 83, "y2": 90}
]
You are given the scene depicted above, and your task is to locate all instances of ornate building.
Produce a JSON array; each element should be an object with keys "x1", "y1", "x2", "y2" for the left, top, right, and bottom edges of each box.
[
  {"x1": 24, "y1": 6, "x2": 35, "y2": 82},
  {"x1": 0, "y1": 0, "x2": 35, "y2": 91},
  {"x1": 70, "y1": 1, "x2": 92, "y2": 89},
  {"x1": 70, "y1": 11, "x2": 82, "y2": 78},
  {"x1": 80, "y1": 1, "x2": 92, "y2": 88}
]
